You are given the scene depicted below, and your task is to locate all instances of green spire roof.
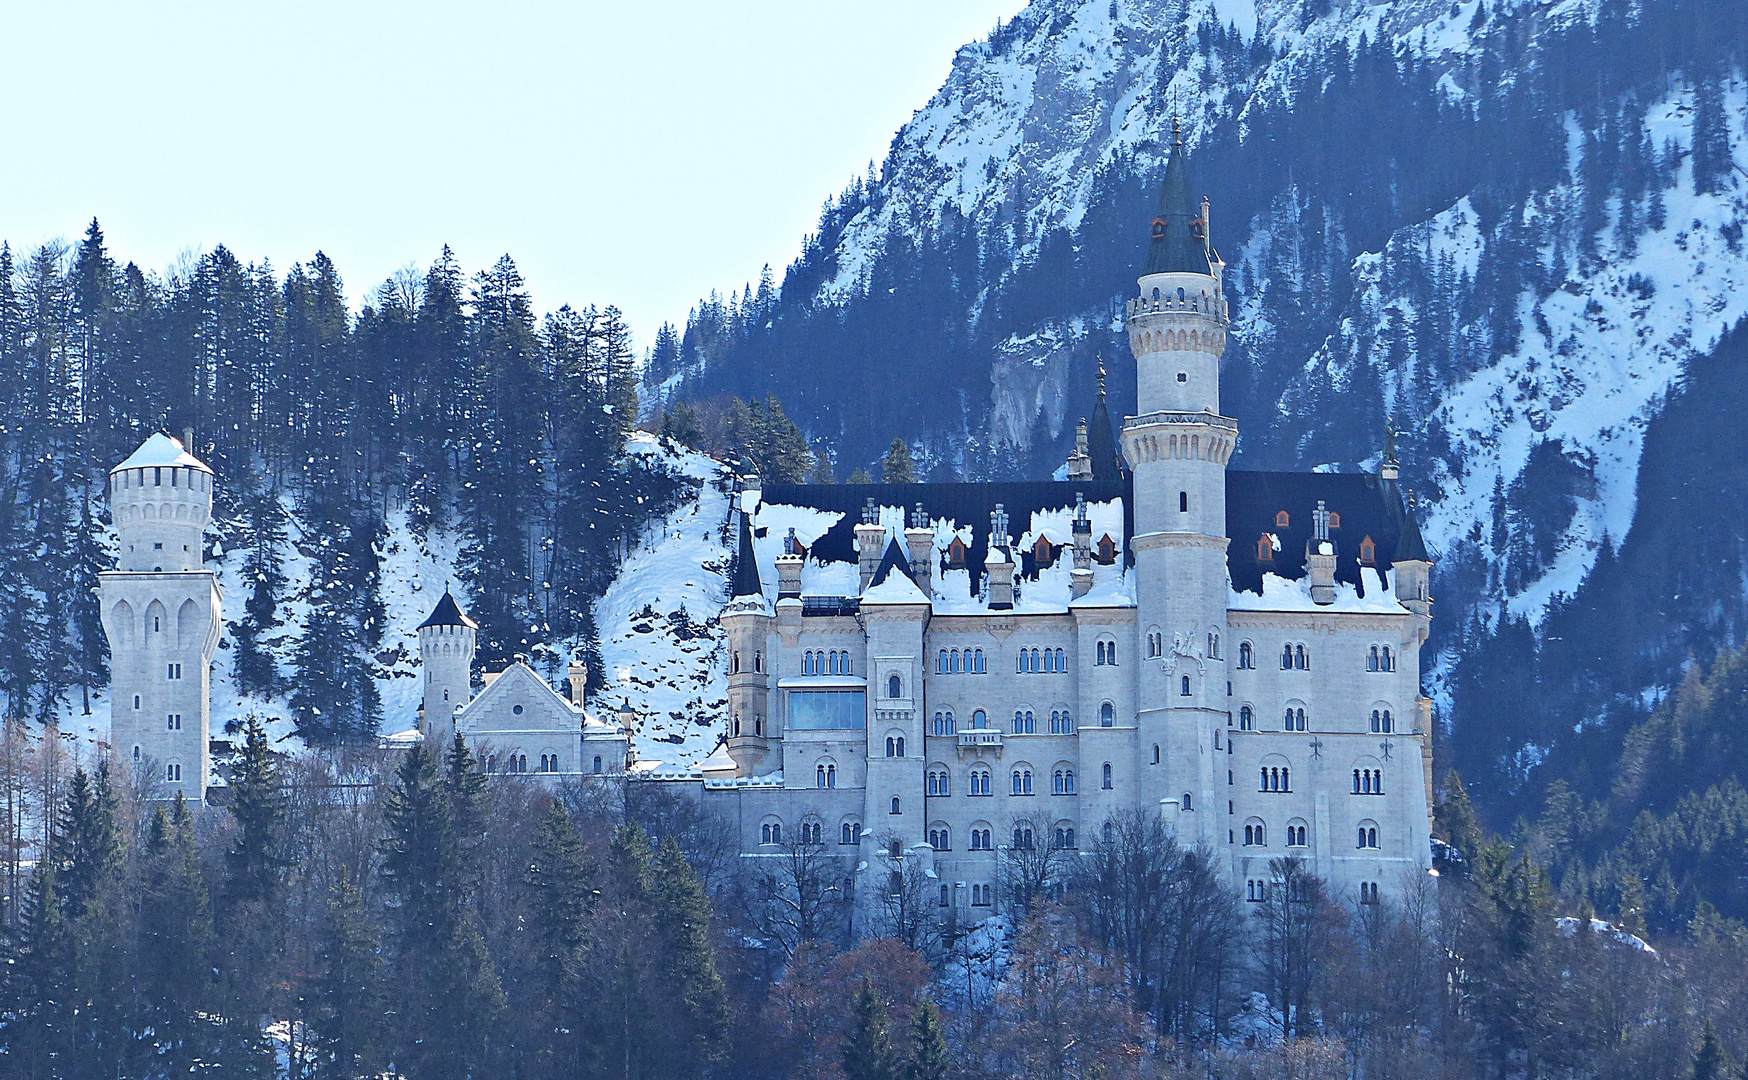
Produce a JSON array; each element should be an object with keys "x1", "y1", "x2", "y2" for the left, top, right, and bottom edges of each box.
[{"x1": 1143, "y1": 120, "x2": 1212, "y2": 277}]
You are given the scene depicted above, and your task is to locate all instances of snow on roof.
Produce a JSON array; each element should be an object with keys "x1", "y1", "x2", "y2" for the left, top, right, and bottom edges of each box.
[
  {"x1": 861, "y1": 564, "x2": 929, "y2": 605},
  {"x1": 115, "y1": 432, "x2": 211, "y2": 473},
  {"x1": 1227, "y1": 571, "x2": 1409, "y2": 615}
]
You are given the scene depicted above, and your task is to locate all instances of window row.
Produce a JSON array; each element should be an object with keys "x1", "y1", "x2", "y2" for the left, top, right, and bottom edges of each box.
[
  {"x1": 802, "y1": 650, "x2": 852, "y2": 676},
  {"x1": 927, "y1": 822, "x2": 1077, "y2": 853},
  {"x1": 490, "y1": 753, "x2": 564, "y2": 774},
  {"x1": 730, "y1": 650, "x2": 763, "y2": 674},
  {"x1": 1017, "y1": 647, "x2": 1066, "y2": 674},
  {"x1": 936, "y1": 648, "x2": 987, "y2": 674},
  {"x1": 1231, "y1": 704, "x2": 1395, "y2": 734},
  {"x1": 927, "y1": 764, "x2": 1081, "y2": 797},
  {"x1": 1245, "y1": 876, "x2": 1315, "y2": 903},
  {"x1": 759, "y1": 819, "x2": 866, "y2": 846},
  {"x1": 929, "y1": 708, "x2": 1081, "y2": 736},
  {"x1": 1353, "y1": 768, "x2": 1384, "y2": 795},
  {"x1": 1231, "y1": 640, "x2": 1400, "y2": 673},
  {"x1": 1239, "y1": 819, "x2": 1311, "y2": 848}
]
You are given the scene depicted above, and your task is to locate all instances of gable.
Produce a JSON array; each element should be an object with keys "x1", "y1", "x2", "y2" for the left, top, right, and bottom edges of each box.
[{"x1": 457, "y1": 664, "x2": 580, "y2": 737}]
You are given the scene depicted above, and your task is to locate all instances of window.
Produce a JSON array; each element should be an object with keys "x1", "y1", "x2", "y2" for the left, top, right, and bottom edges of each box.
[
  {"x1": 1208, "y1": 631, "x2": 1220, "y2": 658},
  {"x1": 891, "y1": 797, "x2": 901, "y2": 815},
  {"x1": 1012, "y1": 826, "x2": 1035, "y2": 850},
  {"x1": 1367, "y1": 646, "x2": 1380, "y2": 672},
  {"x1": 1052, "y1": 769, "x2": 1076, "y2": 795},
  {"x1": 817, "y1": 762, "x2": 837, "y2": 788},
  {"x1": 841, "y1": 822, "x2": 862, "y2": 845},
  {"x1": 1281, "y1": 644, "x2": 1293, "y2": 670},
  {"x1": 1260, "y1": 766, "x2": 1291, "y2": 792},
  {"x1": 1382, "y1": 646, "x2": 1395, "y2": 672},
  {"x1": 1358, "y1": 824, "x2": 1380, "y2": 849},
  {"x1": 732, "y1": 651, "x2": 740, "y2": 674},
  {"x1": 1179, "y1": 491, "x2": 1189, "y2": 512},
  {"x1": 1257, "y1": 535, "x2": 1274, "y2": 561},
  {"x1": 1012, "y1": 710, "x2": 1034, "y2": 735},
  {"x1": 1147, "y1": 630, "x2": 1162, "y2": 658},
  {"x1": 1100, "y1": 703, "x2": 1114, "y2": 727},
  {"x1": 1177, "y1": 371, "x2": 1187, "y2": 383},
  {"x1": 1359, "y1": 536, "x2": 1376, "y2": 565},
  {"x1": 803, "y1": 820, "x2": 823, "y2": 844},
  {"x1": 973, "y1": 648, "x2": 986, "y2": 673},
  {"x1": 1152, "y1": 744, "x2": 1160, "y2": 765},
  {"x1": 929, "y1": 827, "x2": 951, "y2": 851},
  {"x1": 133, "y1": 745, "x2": 141, "y2": 761},
  {"x1": 593, "y1": 755, "x2": 604, "y2": 774},
  {"x1": 1053, "y1": 826, "x2": 1076, "y2": 849},
  {"x1": 1295, "y1": 644, "x2": 1308, "y2": 670},
  {"x1": 1353, "y1": 768, "x2": 1384, "y2": 795},
  {"x1": 1244, "y1": 822, "x2": 1265, "y2": 846},
  {"x1": 166, "y1": 762, "x2": 182, "y2": 783},
  {"x1": 927, "y1": 768, "x2": 950, "y2": 796},
  {"x1": 970, "y1": 828, "x2": 992, "y2": 851},
  {"x1": 515, "y1": 754, "x2": 528, "y2": 773},
  {"x1": 888, "y1": 674, "x2": 902, "y2": 698},
  {"x1": 971, "y1": 883, "x2": 992, "y2": 905},
  {"x1": 1287, "y1": 822, "x2": 1308, "y2": 847},
  {"x1": 1011, "y1": 768, "x2": 1033, "y2": 795},
  {"x1": 133, "y1": 695, "x2": 141, "y2": 710},
  {"x1": 1283, "y1": 707, "x2": 1305, "y2": 732},
  {"x1": 1327, "y1": 512, "x2": 1340, "y2": 529},
  {"x1": 885, "y1": 736, "x2": 905, "y2": 758},
  {"x1": 1182, "y1": 792, "x2": 1193, "y2": 810},
  {"x1": 1180, "y1": 675, "x2": 1191, "y2": 696},
  {"x1": 761, "y1": 822, "x2": 782, "y2": 845},
  {"x1": 539, "y1": 754, "x2": 556, "y2": 773},
  {"x1": 937, "y1": 650, "x2": 948, "y2": 674},
  {"x1": 167, "y1": 663, "x2": 183, "y2": 680},
  {"x1": 932, "y1": 711, "x2": 955, "y2": 736},
  {"x1": 1049, "y1": 710, "x2": 1074, "y2": 734},
  {"x1": 513, "y1": 705, "x2": 524, "y2": 716},
  {"x1": 1370, "y1": 709, "x2": 1394, "y2": 734},
  {"x1": 1239, "y1": 705, "x2": 1254, "y2": 731},
  {"x1": 1275, "y1": 511, "x2": 1290, "y2": 528},
  {"x1": 1101, "y1": 763, "x2": 1113, "y2": 789},
  {"x1": 1360, "y1": 881, "x2": 1380, "y2": 904},
  {"x1": 167, "y1": 713, "x2": 182, "y2": 731},
  {"x1": 1246, "y1": 879, "x2": 1267, "y2": 902},
  {"x1": 947, "y1": 538, "x2": 967, "y2": 568},
  {"x1": 1238, "y1": 641, "x2": 1253, "y2": 669},
  {"x1": 972, "y1": 709, "x2": 988, "y2": 729},
  {"x1": 1095, "y1": 639, "x2": 1117, "y2": 666}
]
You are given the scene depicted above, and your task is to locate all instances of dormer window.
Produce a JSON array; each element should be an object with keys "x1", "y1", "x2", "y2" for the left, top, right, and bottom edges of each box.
[
  {"x1": 1327, "y1": 512, "x2": 1341, "y2": 529},
  {"x1": 947, "y1": 537, "x2": 967, "y2": 568},
  {"x1": 1256, "y1": 536, "x2": 1273, "y2": 562},
  {"x1": 1033, "y1": 536, "x2": 1054, "y2": 568},
  {"x1": 1096, "y1": 535, "x2": 1117, "y2": 565},
  {"x1": 1359, "y1": 536, "x2": 1376, "y2": 565},
  {"x1": 1275, "y1": 511, "x2": 1290, "y2": 528}
]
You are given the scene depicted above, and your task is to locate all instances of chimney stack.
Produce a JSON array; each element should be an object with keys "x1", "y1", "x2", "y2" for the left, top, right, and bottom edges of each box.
[
  {"x1": 1307, "y1": 500, "x2": 1337, "y2": 605},
  {"x1": 905, "y1": 503, "x2": 934, "y2": 598}
]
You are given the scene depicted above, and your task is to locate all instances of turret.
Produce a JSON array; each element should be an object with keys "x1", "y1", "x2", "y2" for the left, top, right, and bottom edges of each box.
[
  {"x1": 567, "y1": 655, "x2": 588, "y2": 705},
  {"x1": 1065, "y1": 418, "x2": 1093, "y2": 481},
  {"x1": 110, "y1": 433, "x2": 214, "y2": 572},
  {"x1": 723, "y1": 513, "x2": 774, "y2": 775},
  {"x1": 776, "y1": 528, "x2": 804, "y2": 600},
  {"x1": 418, "y1": 590, "x2": 477, "y2": 746}
]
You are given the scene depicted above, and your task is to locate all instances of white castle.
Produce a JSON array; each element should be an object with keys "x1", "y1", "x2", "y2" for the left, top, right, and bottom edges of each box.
[{"x1": 98, "y1": 132, "x2": 1433, "y2": 923}]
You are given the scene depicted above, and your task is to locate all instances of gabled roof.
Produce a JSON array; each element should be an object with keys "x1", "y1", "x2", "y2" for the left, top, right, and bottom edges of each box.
[
  {"x1": 1142, "y1": 125, "x2": 1214, "y2": 277},
  {"x1": 730, "y1": 512, "x2": 763, "y2": 598},
  {"x1": 864, "y1": 537, "x2": 929, "y2": 605},
  {"x1": 418, "y1": 590, "x2": 478, "y2": 630},
  {"x1": 1225, "y1": 471, "x2": 1418, "y2": 595},
  {"x1": 869, "y1": 536, "x2": 914, "y2": 588},
  {"x1": 457, "y1": 662, "x2": 581, "y2": 733},
  {"x1": 115, "y1": 432, "x2": 211, "y2": 474}
]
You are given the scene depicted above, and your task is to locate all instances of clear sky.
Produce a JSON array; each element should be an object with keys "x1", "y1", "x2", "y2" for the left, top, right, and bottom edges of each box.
[{"x1": 0, "y1": 0, "x2": 1026, "y2": 345}]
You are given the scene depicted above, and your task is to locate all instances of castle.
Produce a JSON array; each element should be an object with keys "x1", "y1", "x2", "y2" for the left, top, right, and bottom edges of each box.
[{"x1": 99, "y1": 132, "x2": 1434, "y2": 924}]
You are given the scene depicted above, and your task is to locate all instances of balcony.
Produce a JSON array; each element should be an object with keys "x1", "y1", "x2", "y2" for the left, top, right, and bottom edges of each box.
[{"x1": 956, "y1": 729, "x2": 1003, "y2": 759}]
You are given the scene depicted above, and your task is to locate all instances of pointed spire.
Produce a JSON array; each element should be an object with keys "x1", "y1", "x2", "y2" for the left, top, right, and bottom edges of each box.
[
  {"x1": 729, "y1": 512, "x2": 763, "y2": 598},
  {"x1": 1394, "y1": 488, "x2": 1430, "y2": 563},
  {"x1": 1088, "y1": 365, "x2": 1122, "y2": 484},
  {"x1": 418, "y1": 589, "x2": 478, "y2": 630},
  {"x1": 1143, "y1": 117, "x2": 1213, "y2": 276},
  {"x1": 1096, "y1": 356, "x2": 1107, "y2": 400}
]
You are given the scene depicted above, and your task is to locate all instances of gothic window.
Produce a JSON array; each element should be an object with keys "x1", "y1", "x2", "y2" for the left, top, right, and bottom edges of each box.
[
  {"x1": 888, "y1": 674, "x2": 902, "y2": 698},
  {"x1": 1011, "y1": 768, "x2": 1034, "y2": 795},
  {"x1": 1102, "y1": 763, "x2": 1113, "y2": 789},
  {"x1": 1239, "y1": 705, "x2": 1254, "y2": 731},
  {"x1": 1275, "y1": 511, "x2": 1290, "y2": 528},
  {"x1": 1100, "y1": 702, "x2": 1114, "y2": 727},
  {"x1": 969, "y1": 768, "x2": 991, "y2": 796},
  {"x1": 1359, "y1": 536, "x2": 1376, "y2": 565},
  {"x1": 1239, "y1": 641, "x2": 1254, "y2": 669},
  {"x1": 1358, "y1": 823, "x2": 1380, "y2": 849},
  {"x1": 1257, "y1": 535, "x2": 1274, "y2": 561}
]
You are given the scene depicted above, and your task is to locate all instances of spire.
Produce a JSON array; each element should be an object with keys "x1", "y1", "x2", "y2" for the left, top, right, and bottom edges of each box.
[
  {"x1": 729, "y1": 512, "x2": 763, "y2": 598},
  {"x1": 418, "y1": 589, "x2": 478, "y2": 631},
  {"x1": 1087, "y1": 361, "x2": 1122, "y2": 483},
  {"x1": 1143, "y1": 117, "x2": 1213, "y2": 277},
  {"x1": 1394, "y1": 488, "x2": 1430, "y2": 563}
]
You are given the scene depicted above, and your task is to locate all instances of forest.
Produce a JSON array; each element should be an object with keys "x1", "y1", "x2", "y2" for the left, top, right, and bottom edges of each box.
[
  {"x1": 0, "y1": 227, "x2": 687, "y2": 741},
  {"x1": 0, "y1": 714, "x2": 1743, "y2": 1080}
]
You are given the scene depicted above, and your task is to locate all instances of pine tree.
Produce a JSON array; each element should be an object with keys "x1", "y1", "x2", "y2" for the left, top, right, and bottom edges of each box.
[
  {"x1": 882, "y1": 438, "x2": 917, "y2": 484},
  {"x1": 70, "y1": 491, "x2": 107, "y2": 715},
  {"x1": 1690, "y1": 75, "x2": 1732, "y2": 196},
  {"x1": 904, "y1": 998, "x2": 950, "y2": 1080},
  {"x1": 224, "y1": 715, "x2": 287, "y2": 907},
  {"x1": 848, "y1": 467, "x2": 874, "y2": 484},
  {"x1": 232, "y1": 489, "x2": 288, "y2": 697},
  {"x1": 650, "y1": 835, "x2": 730, "y2": 1077},
  {"x1": 132, "y1": 796, "x2": 216, "y2": 1074},
  {"x1": 308, "y1": 876, "x2": 386, "y2": 1080},
  {"x1": 844, "y1": 977, "x2": 901, "y2": 1080},
  {"x1": 1435, "y1": 768, "x2": 1484, "y2": 867}
]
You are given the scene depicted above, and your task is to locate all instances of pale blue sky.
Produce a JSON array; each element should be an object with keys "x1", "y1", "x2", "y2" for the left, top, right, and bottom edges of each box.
[{"x1": 1, "y1": 1, "x2": 1026, "y2": 343}]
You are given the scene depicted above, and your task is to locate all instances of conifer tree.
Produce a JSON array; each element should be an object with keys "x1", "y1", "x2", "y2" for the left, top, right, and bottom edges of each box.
[
  {"x1": 308, "y1": 876, "x2": 386, "y2": 1080},
  {"x1": 844, "y1": 977, "x2": 901, "y2": 1080},
  {"x1": 882, "y1": 438, "x2": 917, "y2": 484},
  {"x1": 651, "y1": 835, "x2": 731, "y2": 1077},
  {"x1": 232, "y1": 488, "x2": 288, "y2": 697},
  {"x1": 524, "y1": 799, "x2": 595, "y2": 1077},
  {"x1": 905, "y1": 998, "x2": 950, "y2": 1080},
  {"x1": 1691, "y1": 1022, "x2": 1735, "y2": 1080},
  {"x1": 133, "y1": 796, "x2": 215, "y2": 1074}
]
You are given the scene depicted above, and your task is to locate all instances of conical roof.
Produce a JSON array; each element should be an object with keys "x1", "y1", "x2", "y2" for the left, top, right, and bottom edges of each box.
[
  {"x1": 418, "y1": 590, "x2": 477, "y2": 630},
  {"x1": 114, "y1": 432, "x2": 211, "y2": 474},
  {"x1": 1393, "y1": 490, "x2": 1430, "y2": 563},
  {"x1": 1087, "y1": 362, "x2": 1123, "y2": 483},
  {"x1": 1142, "y1": 123, "x2": 1212, "y2": 277},
  {"x1": 729, "y1": 513, "x2": 763, "y2": 598}
]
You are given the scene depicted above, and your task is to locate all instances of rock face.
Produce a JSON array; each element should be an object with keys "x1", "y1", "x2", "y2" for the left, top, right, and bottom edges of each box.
[{"x1": 664, "y1": 0, "x2": 1748, "y2": 806}]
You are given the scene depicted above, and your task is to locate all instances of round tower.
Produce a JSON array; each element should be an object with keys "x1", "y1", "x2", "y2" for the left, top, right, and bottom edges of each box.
[
  {"x1": 723, "y1": 514, "x2": 774, "y2": 775},
  {"x1": 1122, "y1": 122, "x2": 1234, "y2": 849},
  {"x1": 101, "y1": 432, "x2": 222, "y2": 801},
  {"x1": 417, "y1": 590, "x2": 477, "y2": 748}
]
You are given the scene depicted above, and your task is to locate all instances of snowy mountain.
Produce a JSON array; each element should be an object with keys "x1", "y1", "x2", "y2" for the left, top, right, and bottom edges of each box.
[{"x1": 665, "y1": 0, "x2": 1748, "y2": 811}]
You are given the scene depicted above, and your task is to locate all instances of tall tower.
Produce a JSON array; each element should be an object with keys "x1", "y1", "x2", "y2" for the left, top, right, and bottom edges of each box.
[
  {"x1": 1121, "y1": 123, "x2": 1235, "y2": 847},
  {"x1": 101, "y1": 433, "x2": 222, "y2": 802},
  {"x1": 722, "y1": 513, "x2": 774, "y2": 775},
  {"x1": 418, "y1": 590, "x2": 477, "y2": 748}
]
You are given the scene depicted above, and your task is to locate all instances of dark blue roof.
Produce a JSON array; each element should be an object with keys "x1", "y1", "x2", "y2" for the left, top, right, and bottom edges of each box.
[{"x1": 417, "y1": 591, "x2": 477, "y2": 630}]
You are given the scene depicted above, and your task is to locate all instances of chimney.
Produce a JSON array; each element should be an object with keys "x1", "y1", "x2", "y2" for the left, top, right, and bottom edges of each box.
[
  {"x1": 1307, "y1": 500, "x2": 1337, "y2": 605},
  {"x1": 905, "y1": 503, "x2": 934, "y2": 598},
  {"x1": 182, "y1": 426, "x2": 194, "y2": 453},
  {"x1": 1071, "y1": 492, "x2": 1094, "y2": 599},
  {"x1": 854, "y1": 498, "x2": 885, "y2": 593},
  {"x1": 986, "y1": 547, "x2": 1015, "y2": 610},
  {"x1": 776, "y1": 528, "x2": 803, "y2": 599},
  {"x1": 567, "y1": 656, "x2": 588, "y2": 705}
]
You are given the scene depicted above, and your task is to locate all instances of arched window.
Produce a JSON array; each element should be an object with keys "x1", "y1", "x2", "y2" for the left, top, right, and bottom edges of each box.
[
  {"x1": 886, "y1": 737, "x2": 896, "y2": 757},
  {"x1": 1208, "y1": 631, "x2": 1220, "y2": 658},
  {"x1": 891, "y1": 796, "x2": 901, "y2": 815},
  {"x1": 1152, "y1": 745, "x2": 1160, "y2": 764},
  {"x1": 1295, "y1": 644, "x2": 1309, "y2": 670},
  {"x1": 951, "y1": 649, "x2": 961, "y2": 673},
  {"x1": 1283, "y1": 707, "x2": 1305, "y2": 732},
  {"x1": 972, "y1": 709, "x2": 987, "y2": 729},
  {"x1": 969, "y1": 768, "x2": 991, "y2": 796},
  {"x1": 929, "y1": 827, "x2": 951, "y2": 851},
  {"x1": 937, "y1": 650, "x2": 947, "y2": 674},
  {"x1": 1012, "y1": 825, "x2": 1035, "y2": 850},
  {"x1": 889, "y1": 674, "x2": 902, "y2": 698},
  {"x1": 1102, "y1": 763, "x2": 1113, "y2": 789},
  {"x1": 1287, "y1": 821, "x2": 1308, "y2": 847},
  {"x1": 1382, "y1": 646, "x2": 1395, "y2": 672},
  {"x1": 1182, "y1": 792, "x2": 1192, "y2": 810},
  {"x1": 1281, "y1": 643, "x2": 1293, "y2": 669},
  {"x1": 1179, "y1": 491, "x2": 1189, "y2": 513},
  {"x1": 1244, "y1": 821, "x2": 1265, "y2": 846},
  {"x1": 1012, "y1": 768, "x2": 1033, "y2": 795},
  {"x1": 731, "y1": 651, "x2": 740, "y2": 674},
  {"x1": 970, "y1": 828, "x2": 992, "y2": 851},
  {"x1": 1239, "y1": 641, "x2": 1254, "y2": 669},
  {"x1": 761, "y1": 821, "x2": 782, "y2": 845},
  {"x1": 895, "y1": 736, "x2": 905, "y2": 757},
  {"x1": 817, "y1": 764, "x2": 828, "y2": 788},
  {"x1": 1180, "y1": 675, "x2": 1191, "y2": 696},
  {"x1": 841, "y1": 821, "x2": 862, "y2": 845},
  {"x1": 974, "y1": 649, "x2": 986, "y2": 673},
  {"x1": 1358, "y1": 823, "x2": 1379, "y2": 849},
  {"x1": 1239, "y1": 705, "x2": 1254, "y2": 731},
  {"x1": 1370, "y1": 708, "x2": 1395, "y2": 733},
  {"x1": 166, "y1": 762, "x2": 181, "y2": 782},
  {"x1": 1367, "y1": 646, "x2": 1380, "y2": 672},
  {"x1": 1100, "y1": 702, "x2": 1114, "y2": 727},
  {"x1": 1053, "y1": 827, "x2": 1076, "y2": 850},
  {"x1": 1360, "y1": 881, "x2": 1380, "y2": 904},
  {"x1": 593, "y1": 755, "x2": 604, "y2": 774}
]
